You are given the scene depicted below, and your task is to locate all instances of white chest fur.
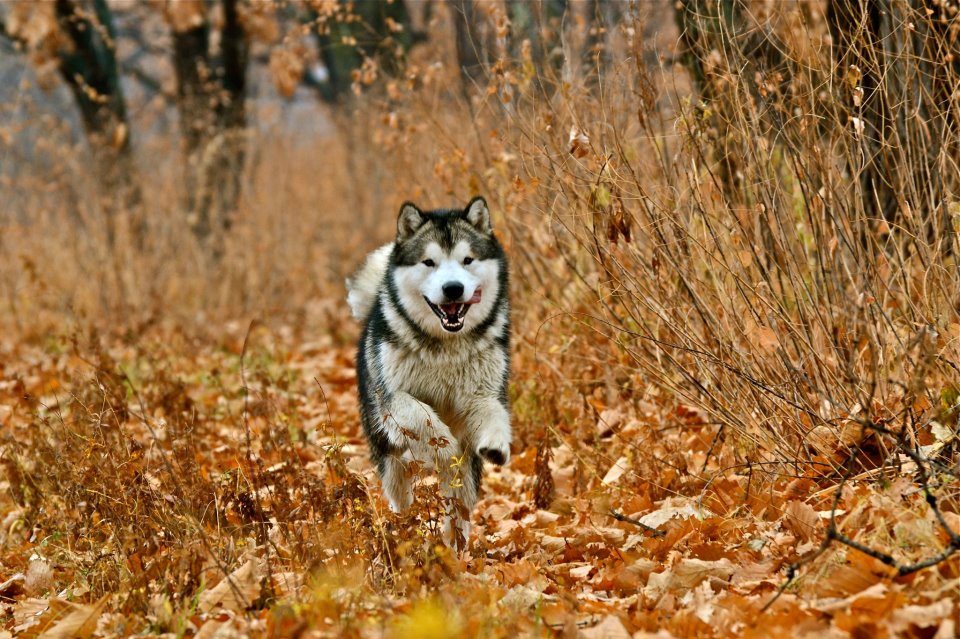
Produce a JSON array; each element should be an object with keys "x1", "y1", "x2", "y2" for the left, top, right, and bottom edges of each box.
[{"x1": 377, "y1": 340, "x2": 505, "y2": 435}]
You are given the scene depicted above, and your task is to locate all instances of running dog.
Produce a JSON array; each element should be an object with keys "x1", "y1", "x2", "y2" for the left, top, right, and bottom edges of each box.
[{"x1": 347, "y1": 196, "x2": 510, "y2": 544}]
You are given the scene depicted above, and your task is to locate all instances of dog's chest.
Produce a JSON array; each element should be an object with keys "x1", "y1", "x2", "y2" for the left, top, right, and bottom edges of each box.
[{"x1": 378, "y1": 342, "x2": 503, "y2": 422}]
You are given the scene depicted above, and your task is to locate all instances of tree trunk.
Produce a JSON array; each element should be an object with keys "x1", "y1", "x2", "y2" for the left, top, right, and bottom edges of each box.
[
  {"x1": 827, "y1": 0, "x2": 898, "y2": 222},
  {"x1": 171, "y1": 16, "x2": 212, "y2": 233},
  {"x1": 311, "y1": 0, "x2": 416, "y2": 102},
  {"x1": 920, "y1": 0, "x2": 960, "y2": 242},
  {"x1": 508, "y1": 0, "x2": 566, "y2": 88},
  {"x1": 54, "y1": 0, "x2": 141, "y2": 244},
  {"x1": 674, "y1": 0, "x2": 735, "y2": 101},
  {"x1": 585, "y1": 0, "x2": 619, "y2": 75},
  {"x1": 452, "y1": 0, "x2": 484, "y2": 85},
  {"x1": 205, "y1": 0, "x2": 247, "y2": 236},
  {"x1": 674, "y1": 0, "x2": 741, "y2": 198},
  {"x1": 169, "y1": 0, "x2": 248, "y2": 246},
  {"x1": 171, "y1": 20, "x2": 211, "y2": 157}
]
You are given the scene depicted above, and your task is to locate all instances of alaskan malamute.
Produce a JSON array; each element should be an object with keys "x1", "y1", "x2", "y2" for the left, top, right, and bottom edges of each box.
[{"x1": 347, "y1": 196, "x2": 510, "y2": 545}]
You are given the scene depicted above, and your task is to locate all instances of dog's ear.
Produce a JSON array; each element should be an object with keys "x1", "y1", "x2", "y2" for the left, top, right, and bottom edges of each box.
[
  {"x1": 464, "y1": 196, "x2": 491, "y2": 234},
  {"x1": 397, "y1": 202, "x2": 426, "y2": 241}
]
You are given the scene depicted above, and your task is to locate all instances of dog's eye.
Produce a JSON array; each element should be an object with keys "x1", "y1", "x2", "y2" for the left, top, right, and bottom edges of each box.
[
  {"x1": 422, "y1": 259, "x2": 436, "y2": 267},
  {"x1": 463, "y1": 257, "x2": 474, "y2": 265}
]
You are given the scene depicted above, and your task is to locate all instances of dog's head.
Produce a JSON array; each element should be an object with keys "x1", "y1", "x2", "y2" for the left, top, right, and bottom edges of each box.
[{"x1": 390, "y1": 196, "x2": 505, "y2": 337}]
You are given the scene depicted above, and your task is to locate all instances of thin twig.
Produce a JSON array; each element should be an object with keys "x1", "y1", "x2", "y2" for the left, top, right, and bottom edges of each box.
[{"x1": 608, "y1": 509, "x2": 666, "y2": 537}]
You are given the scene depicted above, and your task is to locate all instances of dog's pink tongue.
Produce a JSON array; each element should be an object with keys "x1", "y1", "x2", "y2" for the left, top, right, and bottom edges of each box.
[
  {"x1": 467, "y1": 288, "x2": 482, "y2": 304},
  {"x1": 440, "y1": 303, "x2": 459, "y2": 314}
]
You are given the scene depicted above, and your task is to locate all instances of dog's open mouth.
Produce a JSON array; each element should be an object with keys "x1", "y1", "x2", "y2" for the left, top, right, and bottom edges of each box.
[{"x1": 425, "y1": 289, "x2": 482, "y2": 333}]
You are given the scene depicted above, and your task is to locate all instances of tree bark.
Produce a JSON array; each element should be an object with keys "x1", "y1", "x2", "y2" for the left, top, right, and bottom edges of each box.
[
  {"x1": 827, "y1": 0, "x2": 897, "y2": 222},
  {"x1": 206, "y1": 0, "x2": 247, "y2": 235},
  {"x1": 172, "y1": 20, "x2": 211, "y2": 158},
  {"x1": 169, "y1": 0, "x2": 249, "y2": 245},
  {"x1": 452, "y1": 0, "x2": 484, "y2": 85},
  {"x1": 54, "y1": 0, "x2": 141, "y2": 243}
]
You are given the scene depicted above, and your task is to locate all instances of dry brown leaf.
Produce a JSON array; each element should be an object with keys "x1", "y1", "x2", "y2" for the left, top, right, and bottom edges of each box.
[
  {"x1": 162, "y1": 0, "x2": 206, "y2": 32},
  {"x1": 538, "y1": 602, "x2": 574, "y2": 630},
  {"x1": 935, "y1": 510, "x2": 960, "y2": 545},
  {"x1": 13, "y1": 598, "x2": 62, "y2": 637},
  {"x1": 568, "y1": 563, "x2": 595, "y2": 580},
  {"x1": 783, "y1": 500, "x2": 820, "y2": 543},
  {"x1": 580, "y1": 614, "x2": 631, "y2": 639},
  {"x1": 685, "y1": 580, "x2": 721, "y2": 624},
  {"x1": 480, "y1": 497, "x2": 519, "y2": 521},
  {"x1": 540, "y1": 534, "x2": 567, "y2": 552},
  {"x1": 535, "y1": 509, "x2": 561, "y2": 526},
  {"x1": 594, "y1": 563, "x2": 645, "y2": 594},
  {"x1": 811, "y1": 582, "x2": 889, "y2": 613},
  {"x1": 621, "y1": 533, "x2": 647, "y2": 551},
  {"x1": 730, "y1": 560, "x2": 777, "y2": 588},
  {"x1": 743, "y1": 320, "x2": 779, "y2": 353},
  {"x1": 815, "y1": 559, "x2": 886, "y2": 598},
  {"x1": 569, "y1": 126, "x2": 590, "y2": 159},
  {"x1": 495, "y1": 559, "x2": 542, "y2": 589},
  {"x1": 270, "y1": 48, "x2": 305, "y2": 98},
  {"x1": 198, "y1": 559, "x2": 261, "y2": 613},
  {"x1": 36, "y1": 596, "x2": 107, "y2": 639},
  {"x1": 273, "y1": 571, "x2": 304, "y2": 597},
  {"x1": 601, "y1": 456, "x2": 629, "y2": 485},
  {"x1": 637, "y1": 497, "x2": 706, "y2": 529},
  {"x1": 643, "y1": 558, "x2": 735, "y2": 598},
  {"x1": 499, "y1": 585, "x2": 546, "y2": 612},
  {"x1": 805, "y1": 425, "x2": 841, "y2": 459},
  {"x1": 5, "y1": 2, "x2": 60, "y2": 53},
  {"x1": 932, "y1": 619, "x2": 957, "y2": 639},
  {"x1": 239, "y1": 2, "x2": 279, "y2": 42},
  {"x1": 597, "y1": 408, "x2": 627, "y2": 438},
  {"x1": 671, "y1": 558, "x2": 735, "y2": 586},
  {"x1": 0, "y1": 573, "x2": 25, "y2": 599},
  {"x1": 193, "y1": 619, "x2": 227, "y2": 639}
]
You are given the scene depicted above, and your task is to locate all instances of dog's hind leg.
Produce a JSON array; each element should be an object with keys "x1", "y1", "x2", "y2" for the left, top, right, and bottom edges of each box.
[{"x1": 379, "y1": 455, "x2": 413, "y2": 513}]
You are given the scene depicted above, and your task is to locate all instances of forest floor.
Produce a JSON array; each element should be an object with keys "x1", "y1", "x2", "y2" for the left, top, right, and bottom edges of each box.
[
  {"x1": 0, "y1": 312, "x2": 956, "y2": 639},
  {"x1": 1, "y1": 1, "x2": 958, "y2": 636}
]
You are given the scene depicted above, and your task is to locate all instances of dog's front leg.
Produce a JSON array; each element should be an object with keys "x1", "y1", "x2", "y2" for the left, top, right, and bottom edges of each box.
[
  {"x1": 381, "y1": 391, "x2": 462, "y2": 474},
  {"x1": 466, "y1": 395, "x2": 512, "y2": 466}
]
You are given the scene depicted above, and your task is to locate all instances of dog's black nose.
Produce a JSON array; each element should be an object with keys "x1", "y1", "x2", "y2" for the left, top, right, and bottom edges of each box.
[{"x1": 442, "y1": 281, "x2": 464, "y2": 300}]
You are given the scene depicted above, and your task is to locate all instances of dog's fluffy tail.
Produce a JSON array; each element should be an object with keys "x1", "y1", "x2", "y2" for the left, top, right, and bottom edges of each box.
[{"x1": 346, "y1": 243, "x2": 394, "y2": 320}]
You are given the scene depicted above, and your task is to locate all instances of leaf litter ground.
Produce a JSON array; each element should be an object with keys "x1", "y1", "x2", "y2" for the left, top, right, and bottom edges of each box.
[{"x1": 0, "y1": 320, "x2": 956, "y2": 638}]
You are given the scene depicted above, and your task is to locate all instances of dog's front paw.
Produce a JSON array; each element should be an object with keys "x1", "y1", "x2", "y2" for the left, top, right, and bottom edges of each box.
[
  {"x1": 478, "y1": 447, "x2": 508, "y2": 465},
  {"x1": 475, "y1": 430, "x2": 511, "y2": 466}
]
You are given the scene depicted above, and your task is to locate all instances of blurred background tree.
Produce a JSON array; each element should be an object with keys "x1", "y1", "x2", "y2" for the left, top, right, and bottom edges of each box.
[
  {"x1": 306, "y1": 0, "x2": 416, "y2": 101},
  {"x1": 1, "y1": 0, "x2": 139, "y2": 245},
  {"x1": 4, "y1": 0, "x2": 957, "y2": 252},
  {"x1": 163, "y1": 0, "x2": 249, "y2": 246}
]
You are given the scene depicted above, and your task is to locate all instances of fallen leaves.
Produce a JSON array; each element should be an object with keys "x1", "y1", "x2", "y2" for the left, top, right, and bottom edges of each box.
[
  {"x1": 580, "y1": 614, "x2": 631, "y2": 639},
  {"x1": 782, "y1": 500, "x2": 820, "y2": 544},
  {"x1": 14, "y1": 596, "x2": 108, "y2": 639},
  {"x1": 644, "y1": 558, "x2": 735, "y2": 599},
  {"x1": 197, "y1": 559, "x2": 263, "y2": 614},
  {"x1": 601, "y1": 456, "x2": 629, "y2": 485},
  {"x1": 638, "y1": 497, "x2": 709, "y2": 529},
  {"x1": 0, "y1": 331, "x2": 955, "y2": 638}
]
